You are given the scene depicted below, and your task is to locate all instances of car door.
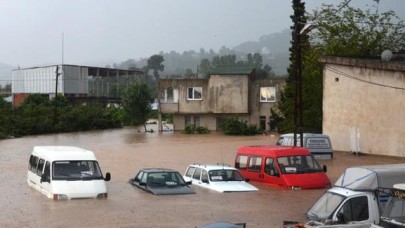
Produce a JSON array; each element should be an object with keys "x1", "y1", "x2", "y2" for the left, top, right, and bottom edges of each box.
[
  {"x1": 246, "y1": 156, "x2": 263, "y2": 182},
  {"x1": 262, "y1": 157, "x2": 283, "y2": 187},
  {"x1": 191, "y1": 168, "x2": 203, "y2": 186},
  {"x1": 41, "y1": 161, "x2": 52, "y2": 197}
]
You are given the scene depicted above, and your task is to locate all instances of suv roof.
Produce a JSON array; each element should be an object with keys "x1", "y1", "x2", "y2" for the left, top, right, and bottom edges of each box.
[{"x1": 188, "y1": 163, "x2": 236, "y2": 171}]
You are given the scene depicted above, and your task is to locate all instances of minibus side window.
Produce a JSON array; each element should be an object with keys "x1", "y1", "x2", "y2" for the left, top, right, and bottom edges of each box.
[
  {"x1": 265, "y1": 158, "x2": 279, "y2": 176},
  {"x1": 36, "y1": 159, "x2": 45, "y2": 176},
  {"x1": 29, "y1": 155, "x2": 38, "y2": 172},
  {"x1": 235, "y1": 155, "x2": 248, "y2": 169},
  {"x1": 248, "y1": 156, "x2": 262, "y2": 172},
  {"x1": 44, "y1": 161, "x2": 50, "y2": 178}
]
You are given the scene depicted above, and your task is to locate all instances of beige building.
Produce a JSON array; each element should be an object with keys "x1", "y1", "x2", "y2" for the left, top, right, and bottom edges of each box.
[
  {"x1": 158, "y1": 67, "x2": 285, "y2": 132},
  {"x1": 320, "y1": 56, "x2": 405, "y2": 157}
]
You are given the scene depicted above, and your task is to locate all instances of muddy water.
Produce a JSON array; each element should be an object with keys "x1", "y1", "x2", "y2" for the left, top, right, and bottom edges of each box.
[{"x1": 1, "y1": 126, "x2": 404, "y2": 228}]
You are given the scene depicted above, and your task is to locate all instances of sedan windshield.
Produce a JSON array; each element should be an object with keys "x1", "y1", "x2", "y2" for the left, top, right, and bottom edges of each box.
[
  {"x1": 208, "y1": 169, "x2": 244, "y2": 182},
  {"x1": 146, "y1": 172, "x2": 186, "y2": 188},
  {"x1": 277, "y1": 155, "x2": 322, "y2": 174},
  {"x1": 307, "y1": 192, "x2": 346, "y2": 221},
  {"x1": 53, "y1": 161, "x2": 103, "y2": 180}
]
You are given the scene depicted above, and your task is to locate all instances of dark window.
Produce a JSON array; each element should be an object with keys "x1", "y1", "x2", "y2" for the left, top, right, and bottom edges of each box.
[
  {"x1": 194, "y1": 116, "x2": 200, "y2": 127},
  {"x1": 192, "y1": 168, "x2": 202, "y2": 180},
  {"x1": 187, "y1": 87, "x2": 202, "y2": 100},
  {"x1": 260, "y1": 116, "x2": 266, "y2": 130},
  {"x1": 248, "y1": 156, "x2": 262, "y2": 172},
  {"x1": 185, "y1": 115, "x2": 191, "y2": 127},
  {"x1": 201, "y1": 170, "x2": 209, "y2": 182},
  {"x1": 338, "y1": 196, "x2": 369, "y2": 222},
  {"x1": 264, "y1": 158, "x2": 279, "y2": 176},
  {"x1": 44, "y1": 161, "x2": 50, "y2": 177},
  {"x1": 37, "y1": 159, "x2": 45, "y2": 176},
  {"x1": 185, "y1": 167, "x2": 196, "y2": 177},
  {"x1": 235, "y1": 155, "x2": 248, "y2": 169},
  {"x1": 29, "y1": 155, "x2": 39, "y2": 172}
]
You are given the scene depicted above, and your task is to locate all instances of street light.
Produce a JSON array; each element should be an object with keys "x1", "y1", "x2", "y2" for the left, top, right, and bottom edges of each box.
[{"x1": 293, "y1": 22, "x2": 316, "y2": 147}]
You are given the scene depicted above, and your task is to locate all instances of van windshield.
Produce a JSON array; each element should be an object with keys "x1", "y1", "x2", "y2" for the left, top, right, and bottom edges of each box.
[
  {"x1": 53, "y1": 161, "x2": 103, "y2": 180},
  {"x1": 277, "y1": 155, "x2": 322, "y2": 174}
]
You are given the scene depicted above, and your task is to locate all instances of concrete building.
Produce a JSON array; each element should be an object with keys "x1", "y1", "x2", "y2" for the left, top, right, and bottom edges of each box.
[
  {"x1": 12, "y1": 64, "x2": 144, "y2": 106},
  {"x1": 320, "y1": 56, "x2": 405, "y2": 157},
  {"x1": 158, "y1": 67, "x2": 285, "y2": 132}
]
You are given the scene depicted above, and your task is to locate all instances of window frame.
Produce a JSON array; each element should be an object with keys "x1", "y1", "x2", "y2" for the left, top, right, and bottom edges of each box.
[
  {"x1": 260, "y1": 86, "x2": 276, "y2": 103},
  {"x1": 187, "y1": 87, "x2": 203, "y2": 100}
]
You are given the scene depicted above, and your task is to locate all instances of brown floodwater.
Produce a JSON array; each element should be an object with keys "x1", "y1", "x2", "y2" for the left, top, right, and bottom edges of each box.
[{"x1": 1, "y1": 126, "x2": 404, "y2": 228}]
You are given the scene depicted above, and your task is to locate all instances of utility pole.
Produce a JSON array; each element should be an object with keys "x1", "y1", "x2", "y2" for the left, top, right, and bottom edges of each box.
[
  {"x1": 292, "y1": 0, "x2": 305, "y2": 147},
  {"x1": 54, "y1": 65, "x2": 61, "y2": 125}
]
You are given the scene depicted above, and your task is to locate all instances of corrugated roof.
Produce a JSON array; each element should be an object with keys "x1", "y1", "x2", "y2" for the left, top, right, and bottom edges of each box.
[{"x1": 208, "y1": 66, "x2": 255, "y2": 75}]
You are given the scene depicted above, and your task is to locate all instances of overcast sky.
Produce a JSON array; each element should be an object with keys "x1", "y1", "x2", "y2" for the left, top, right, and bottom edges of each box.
[{"x1": 0, "y1": 0, "x2": 404, "y2": 68}]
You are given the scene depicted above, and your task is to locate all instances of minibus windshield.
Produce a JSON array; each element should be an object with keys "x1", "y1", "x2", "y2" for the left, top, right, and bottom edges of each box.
[
  {"x1": 277, "y1": 155, "x2": 322, "y2": 174},
  {"x1": 53, "y1": 161, "x2": 103, "y2": 180}
]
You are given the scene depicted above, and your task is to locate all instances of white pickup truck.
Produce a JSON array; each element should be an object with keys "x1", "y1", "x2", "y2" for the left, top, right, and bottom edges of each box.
[{"x1": 301, "y1": 164, "x2": 405, "y2": 228}]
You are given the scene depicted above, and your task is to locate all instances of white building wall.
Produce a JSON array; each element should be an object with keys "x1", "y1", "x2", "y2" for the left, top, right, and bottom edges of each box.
[
  {"x1": 12, "y1": 66, "x2": 62, "y2": 94},
  {"x1": 323, "y1": 61, "x2": 405, "y2": 157}
]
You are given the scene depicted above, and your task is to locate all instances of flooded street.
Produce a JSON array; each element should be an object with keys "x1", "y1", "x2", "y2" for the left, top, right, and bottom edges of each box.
[{"x1": 1, "y1": 126, "x2": 404, "y2": 228}]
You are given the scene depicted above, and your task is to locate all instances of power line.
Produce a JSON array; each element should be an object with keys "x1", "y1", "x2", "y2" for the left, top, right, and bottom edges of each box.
[{"x1": 325, "y1": 65, "x2": 405, "y2": 90}]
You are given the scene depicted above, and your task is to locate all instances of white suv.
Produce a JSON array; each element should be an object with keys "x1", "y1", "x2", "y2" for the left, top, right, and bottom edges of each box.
[{"x1": 183, "y1": 163, "x2": 258, "y2": 193}]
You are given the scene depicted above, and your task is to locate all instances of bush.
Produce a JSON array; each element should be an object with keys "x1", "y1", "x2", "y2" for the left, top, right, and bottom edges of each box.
[
  {"x1": 184, "y1": 124, "x2": 210, "y2": 134},
  {"x1": 223, "y1": 117, "x2": 258, "y2": 136}
]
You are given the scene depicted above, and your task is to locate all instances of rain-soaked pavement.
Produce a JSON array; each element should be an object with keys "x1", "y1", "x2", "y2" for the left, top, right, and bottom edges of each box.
[{"x1": 1, "y1": 125, "x2": 404, "y2": 228}]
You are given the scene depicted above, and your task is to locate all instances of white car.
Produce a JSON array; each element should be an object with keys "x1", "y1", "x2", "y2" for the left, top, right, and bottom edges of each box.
[{"x1": 183, "y1": 163, "x2": 258, "y2": 193}]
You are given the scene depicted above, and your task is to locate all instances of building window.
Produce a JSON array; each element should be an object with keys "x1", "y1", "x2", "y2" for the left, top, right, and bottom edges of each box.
[
  {"x1": 185, "y1": 115, "x2": 191, "y2": 127},
  {"x1": 194, "y1": 116, "x2": 200, "y2": 127},
  {"x1": 260, "y1": 87, "x2": 276, "y2": 102},
  {"x1": 187, "y1": 87, "x2": 202, "y2": 100},
  {"x1": 260, "y1": 116, "x2": 266, "y2": 130}
]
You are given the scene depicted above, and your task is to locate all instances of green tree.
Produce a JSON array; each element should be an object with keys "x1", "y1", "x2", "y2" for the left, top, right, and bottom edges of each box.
[
  {"x1": 121, "y1": 81, "x2": 153, "y2": 131},
  {"x1": 146, "y1": 55, "x2": 165, "y2": 82},
  {"x1": 198, "y1": 59, "x2": 213, "y2": 78},
  {"x1": 310, "y1": 0, "x2": 405, "y2": 57},
  {"x1": 271, "y1": 0, "x2": 404, "y2": 134}
]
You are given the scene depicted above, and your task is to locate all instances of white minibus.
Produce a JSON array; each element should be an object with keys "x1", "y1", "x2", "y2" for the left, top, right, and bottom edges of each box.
[{"x1": 27, "y1": 146, "x2": 111, "y2": 200}]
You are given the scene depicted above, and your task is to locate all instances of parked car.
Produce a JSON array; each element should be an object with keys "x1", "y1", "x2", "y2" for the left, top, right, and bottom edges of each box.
[
  {"x1": 183, "y1": 163, "x2": 258, "y2": 193},
  {"x1": 129, "y1": 168, "x2": 195, "y2": 195}
]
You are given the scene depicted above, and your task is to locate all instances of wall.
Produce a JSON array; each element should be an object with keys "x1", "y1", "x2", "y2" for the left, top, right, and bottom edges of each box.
[{"x1": 321, "y1": 57, "x2": 405, "y2": 157}]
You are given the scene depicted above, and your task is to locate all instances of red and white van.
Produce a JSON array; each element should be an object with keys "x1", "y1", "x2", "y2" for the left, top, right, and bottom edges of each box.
[{"x1": 235, "y1": 145, "x2": 331, "y2": 189}]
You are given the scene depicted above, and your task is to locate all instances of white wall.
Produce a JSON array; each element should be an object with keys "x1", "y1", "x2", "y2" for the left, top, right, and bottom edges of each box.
[{"x1": 322, "y1": 61, "x2": 405, "y2": 157}]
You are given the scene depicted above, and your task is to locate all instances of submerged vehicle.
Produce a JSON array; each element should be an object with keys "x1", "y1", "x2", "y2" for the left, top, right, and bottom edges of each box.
[
  {"x1": 235, "y1": 145, "x2": 330, "y2": 189},
  {"x1": 129, "y1": 168, "x2": 195, "y2": 195},
  {"x1": 27, "y1": 146, "x2": 111, "y2": 200},
  {"x1": 304, "y1": 164, "x2": 405, "y2": 227},
  {"x1": 276, "y1": 133, "x2": 333, "y2": 160},
  {"x1": 183, "y1": 163, "x2": 258, "y2": 193}
]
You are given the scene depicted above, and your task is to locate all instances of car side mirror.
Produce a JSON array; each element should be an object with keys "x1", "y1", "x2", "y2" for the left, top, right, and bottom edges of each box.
[
  {"x1": 202, "y1": 179, "x2": 209, "y2": 184},
  {"x1": 245, "y1": 178, "x2": 250, "y2": 183},
  {"x1": 40, "y1": 173, "x2": 50, "y2": 183},
  {"x1": 104, "y1": 172, "x2": 111, "y2": 181},
  {"x1": 139, "y1": 182, "x2": 147, "y2": 187},
  {"x1": 323, "y1": 165, "x2": 327, "y2": 173},
  {"x1": 186, "y1": 181, "x2": 192, "y2": 185}
]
